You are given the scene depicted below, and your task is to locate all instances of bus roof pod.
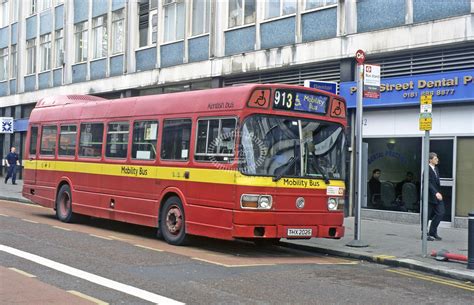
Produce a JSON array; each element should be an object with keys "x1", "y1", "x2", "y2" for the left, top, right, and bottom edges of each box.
[{"x1": 36, "y1": 95, "x2": 106, "y2": 108}]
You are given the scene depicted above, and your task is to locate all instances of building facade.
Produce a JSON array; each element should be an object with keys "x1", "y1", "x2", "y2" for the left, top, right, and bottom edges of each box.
[{"x1": 1, "y1": 0, "x2": 473, "y2": 226}]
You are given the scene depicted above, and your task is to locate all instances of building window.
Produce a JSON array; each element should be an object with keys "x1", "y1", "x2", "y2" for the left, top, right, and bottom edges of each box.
[
  {"x1": 0, "y1": 0, "x2": 9, "y2": 28},
  {"x1": 79, "y1": 123, "x2": 104, "y2": 158},
  {"x1": 192, "y1": 0, "x2": 210, "y2": 36},
  {"x1": 305, "y1": 0, "x2": 337, "y2": 10},
  {"x1": 265, "y1": 0, "x2": 296, "y2": 19},
  {"x1": 138, "y1": 0, "x2": 158, "y2": 47},
  {"x1": 75, "y1": 21, "x2": 88, "y2": 63},
  {"x1": 106, "y1": 122, "x2": 129, "y2": 159},
  {"x1": 163, "y1": 0, "x2": 185, "y2": 43},
  {"x1": 30, "y1": 0, "x2": 37, "y2": 15},
  {"x1": 0, "y1": 47, "x2": 8, "y2": 81},
  {"x1": 40, "y1": 33, "x2": 52, "y2": 71},
  {"x1": 228, "y1": 0, "x2": 255, "y2": 28},
  {"x1": 92, "y1": 15, "x2": 108, "y2": 59},
  {"x1": 26, "y1": 38, "x2": 36, "y2": 74},
  {"x1": 132, "y1": 120, "x2": 158, "y2": 160},
  {"x1": 112, "y1": 9, "x2": 125, "y2": 54},
  {"x1": 58, "y1": 125, "x2": 77, "y2": 156},
  {"x1": 161, "y1": 119, "x2": 191, "y2": 160},
  {"x1": 10, "y1": 44, "x2": 16, "y2": 78},
  {"x1": 54, "y1": 29, "x2": 63, "y2": 67},
  {"x1": 40, "y1": 0, "x2": 51, "y2": 11}
]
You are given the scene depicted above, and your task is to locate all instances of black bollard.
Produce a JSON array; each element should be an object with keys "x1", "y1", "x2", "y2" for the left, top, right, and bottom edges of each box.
[{"x1": 468, "y1": 211, "x2": 474, "y2": 270}]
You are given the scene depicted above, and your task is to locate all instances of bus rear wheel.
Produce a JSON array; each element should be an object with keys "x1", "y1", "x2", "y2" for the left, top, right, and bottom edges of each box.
[
  {"x1": 56, "y1": 185, "x2": 77, "y2": 223},
  {"x1": 160, "y1": 197, "x2": 189, "y2": 246}
]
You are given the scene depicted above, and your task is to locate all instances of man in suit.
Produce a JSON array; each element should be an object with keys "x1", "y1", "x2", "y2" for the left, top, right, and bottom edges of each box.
[{"x1": 427, "y1": 152, "x2": 445, "y2": 241}]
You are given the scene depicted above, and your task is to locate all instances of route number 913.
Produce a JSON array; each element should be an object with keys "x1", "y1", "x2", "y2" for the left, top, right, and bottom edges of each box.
[{"x1": 273, "y1": 89, "x2": 295, "y2": 110}]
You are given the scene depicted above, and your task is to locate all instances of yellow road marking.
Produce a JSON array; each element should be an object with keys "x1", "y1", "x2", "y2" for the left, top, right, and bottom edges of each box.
[
  {"x1": 89, "y1": 234, "x2": 113, "y2": 240},
  {"x1": 67, "y1": 290, "x2": 109, "y2": 305},
  {"x1": 21, "y1": 218, "x2": 39, "y2": 224},
  {"x1": 0, "y1": 213, "x2": 9, "y2": 217},
  {"x1": 191, "y1": 257, "x2": 276, "y2": 268},
  {"x1": 387, "y1": 269, "x2": 474, "y2": 291},
  {"x1": 8, "y1": 267, "x2": 36, "y2": 278},
  {"x1": 374, "y1": 255, "x2": 396, "y2": 262},
  {"x1": 52, "y1": 226, "x2": 71, "y2": 231},
  {"x1": 134, "y1": 244, "x2": 164, "y2": 252}
]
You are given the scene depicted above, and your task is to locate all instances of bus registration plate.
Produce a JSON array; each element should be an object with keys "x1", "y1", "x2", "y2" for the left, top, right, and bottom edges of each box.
[{"x1": 287, "y1": 228, "x2": 312, "y2": 237}]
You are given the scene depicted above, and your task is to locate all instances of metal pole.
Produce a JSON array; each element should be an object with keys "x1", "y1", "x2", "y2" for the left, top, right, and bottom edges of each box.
[
  {"x1": 422, "y1": 130, "x2": 430, "y2": 257},
  {"x1": 468, "y1": 211, "x2": 474, "y2": 269},
  {"x1": 347, "y1": 64, "x2": 368, "y2": 248}
]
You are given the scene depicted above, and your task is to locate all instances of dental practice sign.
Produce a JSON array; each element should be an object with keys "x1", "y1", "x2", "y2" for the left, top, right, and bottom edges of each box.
[{"x1": 341, "y1": 69, "x2": 474, "y2": 108}]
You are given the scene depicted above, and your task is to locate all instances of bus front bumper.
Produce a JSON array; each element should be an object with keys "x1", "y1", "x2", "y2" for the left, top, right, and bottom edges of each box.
[{"x1": 232, "y1": 224, "x2": 344, "y2": 239}]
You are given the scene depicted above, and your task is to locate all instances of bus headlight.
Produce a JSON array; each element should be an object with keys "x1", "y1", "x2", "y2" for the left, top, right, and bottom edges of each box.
[
  {"x1": 241, "y1": 194, "x2": 272, "y2": 210},
  {"x1": 327, "y1": 197, "x2": 345, "y2": 211},
  {"x1": 327, "y1": 198, "x2": 338, "y2": 211},
  {"x1": 258, "y1": 196, "x2": 272, "y2": 209}
]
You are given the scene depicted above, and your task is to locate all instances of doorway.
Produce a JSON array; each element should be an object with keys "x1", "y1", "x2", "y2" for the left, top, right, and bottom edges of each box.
[{"x1": 429, "y1": 138, "x2": 455, "y2": 224}]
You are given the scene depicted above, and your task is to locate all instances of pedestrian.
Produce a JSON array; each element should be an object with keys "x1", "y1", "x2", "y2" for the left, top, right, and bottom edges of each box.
[
  {"x1": 4, "y1": 146, "x2": 20, "y2": 185},
  {"x1": 368, "y1": 169, "x2": 382, "y2": 207},
  {"x1": 427, "y1": 152, "x2": 445, "y2": 241}
]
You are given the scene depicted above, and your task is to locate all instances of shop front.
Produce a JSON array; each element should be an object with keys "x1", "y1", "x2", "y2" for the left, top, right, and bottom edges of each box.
[{"x1": 341, "y1": 69, "x2": 474, "y2": 228}]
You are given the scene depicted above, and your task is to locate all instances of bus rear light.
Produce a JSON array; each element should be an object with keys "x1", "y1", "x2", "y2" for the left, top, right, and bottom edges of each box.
[{"x1": 240, "y1": 194, "x2": 272, "y2": 210}]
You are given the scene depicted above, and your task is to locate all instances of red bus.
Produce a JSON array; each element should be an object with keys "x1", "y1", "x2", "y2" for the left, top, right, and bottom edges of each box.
[{"x1": 23, "y1": 84, "x2": 348, "y2": 246}]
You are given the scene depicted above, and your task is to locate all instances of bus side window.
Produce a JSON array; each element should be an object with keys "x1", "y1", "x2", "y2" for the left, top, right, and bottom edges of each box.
[
  {"x1": 29, "y1": 126, "x2": 39, "y2": 156},
  {"x1": 58, "y1": 125, "x2": 77, "y2": 157},
  {"x1": 132, "y1": 120, "x2": 158, "y2": 160},
  {"x1": 195, "y1": 117, "x2": 236, "y2": 162},
  {"x1": 40, "y1": 125, "x2": 58, "y2": 156},
  {"x1": 106, "y1": 122, "x2": 129, "y2": 159},
  {"x1": 161, "y1": 119, "x2": 192, "y2": 161},
  {"x1": 79, "y1": 123, "x2": 104, "y2": 158}
]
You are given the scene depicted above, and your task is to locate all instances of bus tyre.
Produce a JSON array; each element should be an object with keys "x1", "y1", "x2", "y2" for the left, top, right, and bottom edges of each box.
[
  {"x1": 160, "y1": 197, "x2": 189, "y2": 246},
  {"x1": 56, "y1": 185, "x2": 77, "y2": 223}
]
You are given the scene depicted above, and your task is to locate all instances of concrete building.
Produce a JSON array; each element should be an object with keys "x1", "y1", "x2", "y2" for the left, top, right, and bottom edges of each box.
[{"x1": 1, "y1": 0, "x2": 473, "y2": 226}]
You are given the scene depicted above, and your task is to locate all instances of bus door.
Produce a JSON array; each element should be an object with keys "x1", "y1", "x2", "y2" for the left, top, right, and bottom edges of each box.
[{"x1": 25, "y1": 126, "x2": 39, "y2": 185}]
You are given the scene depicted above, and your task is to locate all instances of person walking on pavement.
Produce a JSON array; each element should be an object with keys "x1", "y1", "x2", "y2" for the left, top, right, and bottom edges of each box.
[
  {"x1": 427, "y1": 152, "x2": 445, "y2": 241},
  {"x1": 4, "y1": 146, "x2": 20, "y2": 185}
]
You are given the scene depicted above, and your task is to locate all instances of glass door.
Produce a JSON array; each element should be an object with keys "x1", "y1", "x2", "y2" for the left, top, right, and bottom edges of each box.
[{"x1": 429, "y1": 138, "x2": 455, "y2": 224}]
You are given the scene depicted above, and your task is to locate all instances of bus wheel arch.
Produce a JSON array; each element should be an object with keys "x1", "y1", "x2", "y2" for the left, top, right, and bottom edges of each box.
[
  {"x1": 159, "y1": 193, "x2": 190, "y2": 246},
  {"x1": 55, "y1": 183, "x2": 77, "y2": 223}
]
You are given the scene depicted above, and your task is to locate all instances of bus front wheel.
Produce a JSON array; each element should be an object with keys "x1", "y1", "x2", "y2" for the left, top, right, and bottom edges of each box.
[
  {"x1": 160, "y1": 197, "x2": 189, "y2": 246},
  {"x1": 56, "y1": 185, "x2": 77, "y2": 223}
]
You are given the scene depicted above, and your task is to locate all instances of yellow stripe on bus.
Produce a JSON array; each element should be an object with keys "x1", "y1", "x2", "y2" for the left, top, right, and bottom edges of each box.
[{"x1": 23, "y1": 160, "x2": 344, "y2": 190}]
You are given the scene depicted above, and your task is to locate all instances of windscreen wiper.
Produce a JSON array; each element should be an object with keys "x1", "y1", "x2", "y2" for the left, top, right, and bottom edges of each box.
[
  {"x1": 272, "y1": 156, "x2": 297, "y2": 182},
  {"x1": 314, "y1": 161, "x2": 330, "y2": 185}
]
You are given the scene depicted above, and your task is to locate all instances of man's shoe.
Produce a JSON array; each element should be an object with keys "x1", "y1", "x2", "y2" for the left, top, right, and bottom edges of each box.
[
  {"x1": 430, "y1": 234, "x2": 442, "y2": 241},
  {"x1": 12, "y1": 183, "x2": 17, "y2": 185},
  {"x1": 421, "y1": 234, "x2": 435, "y2": 241}
]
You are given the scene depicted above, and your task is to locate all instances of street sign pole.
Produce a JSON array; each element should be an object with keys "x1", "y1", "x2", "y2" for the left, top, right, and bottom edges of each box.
[
  {"x1": 347, "y1": 50, "x2": 368, "y2": 248},
  {"x1": 420, "y1": 94, "x2": 432, "y2": 257},
  {"x1": 422, "y1": 129, "x2": 429, "y2": 256}
]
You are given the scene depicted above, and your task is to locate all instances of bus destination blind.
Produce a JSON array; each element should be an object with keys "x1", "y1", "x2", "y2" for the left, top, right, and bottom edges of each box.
[{"x1": 272, "y1": 89, "x2": 328, "y2": 115}]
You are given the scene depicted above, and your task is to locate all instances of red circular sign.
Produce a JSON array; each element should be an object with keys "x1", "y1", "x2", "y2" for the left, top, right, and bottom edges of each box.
[{"x1": 355, "y1": 49, "x2": 366, "y2": 64}]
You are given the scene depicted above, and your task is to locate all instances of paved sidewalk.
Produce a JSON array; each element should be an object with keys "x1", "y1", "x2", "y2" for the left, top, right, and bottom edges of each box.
[{"x1": 1, "y1": 179, "x2": 473, "y2": 282}]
